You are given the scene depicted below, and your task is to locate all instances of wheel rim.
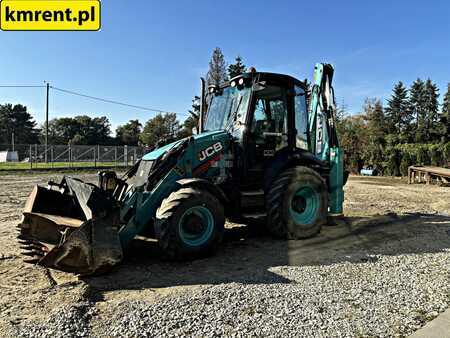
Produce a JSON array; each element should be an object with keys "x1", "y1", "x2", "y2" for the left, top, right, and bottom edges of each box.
[
  {"x1": 289, "y1": 186, "x2": 320, "y2": 225},
  {"x1": 178, "y1": 206, "x2": 214, "y2": 246}
]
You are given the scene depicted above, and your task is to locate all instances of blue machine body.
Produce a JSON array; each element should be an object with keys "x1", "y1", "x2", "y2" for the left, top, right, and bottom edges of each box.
[
  {"x1": 18, "y1": 64, "x2": 346, "y2": 275},
  {"x1": 118, "y1": 130, "x2": 232, "y2": 246}
]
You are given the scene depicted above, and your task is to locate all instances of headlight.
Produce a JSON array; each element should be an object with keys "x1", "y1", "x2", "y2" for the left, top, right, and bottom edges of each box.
[
  {"x1": 231, "y1": 81, "x2": 236, "y2": 87},
  {"x1": 238, "y1": 78, "x2": 245, "y2": 85}
]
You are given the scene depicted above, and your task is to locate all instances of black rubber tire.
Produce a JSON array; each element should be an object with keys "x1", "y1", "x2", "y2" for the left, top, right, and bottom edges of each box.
[
  {"x1": 266, "y1": 166, "x2": 328, "y2": 239},
  {"x1": 155, "y1": 187, "x2": 224, "y2": 260}
]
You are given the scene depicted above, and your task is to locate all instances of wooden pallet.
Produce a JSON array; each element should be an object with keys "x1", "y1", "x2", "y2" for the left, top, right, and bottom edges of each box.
[{"x1": 408, "y1": 165, "x2": 450, "y2": 185}]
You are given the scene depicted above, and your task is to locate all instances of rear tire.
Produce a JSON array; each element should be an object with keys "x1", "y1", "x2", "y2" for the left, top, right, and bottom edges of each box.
[
  {"x1": 266, "y1": 166, "x2": 327, "y2": 239},
  {"x1": 155, "y1": 187, "x2": 224, "y2": 260}
]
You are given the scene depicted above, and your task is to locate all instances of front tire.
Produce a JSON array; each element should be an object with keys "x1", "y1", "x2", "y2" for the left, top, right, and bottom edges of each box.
[
  {"x1": 155, "y1": 187, "x2": 224, "y2": 260},
  {"x1": 266, "y1": 166, "x2": 327, "y2": 239}
]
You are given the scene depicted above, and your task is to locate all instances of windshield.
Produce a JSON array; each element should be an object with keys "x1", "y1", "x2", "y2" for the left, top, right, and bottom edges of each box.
[{"x1": 204, "y1": 86, "x2": 251, "y2": 131}]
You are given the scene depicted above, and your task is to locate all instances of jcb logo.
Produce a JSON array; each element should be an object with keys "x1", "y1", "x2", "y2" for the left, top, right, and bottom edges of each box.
[{"x1": 198, "y1": 142, "x2": 223, "y2": 161}]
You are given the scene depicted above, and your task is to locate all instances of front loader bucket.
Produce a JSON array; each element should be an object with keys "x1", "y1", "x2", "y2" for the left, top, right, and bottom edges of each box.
[{"x1": 17, "y1": 177, "x2": 123, "y2": 275}]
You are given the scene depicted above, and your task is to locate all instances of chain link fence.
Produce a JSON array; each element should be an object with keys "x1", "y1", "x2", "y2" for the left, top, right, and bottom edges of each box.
[{"x1": 0, "y1": 144, "x2": 147, "y2": 170}]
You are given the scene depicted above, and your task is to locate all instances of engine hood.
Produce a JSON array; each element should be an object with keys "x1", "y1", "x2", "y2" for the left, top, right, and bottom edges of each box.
[{"x1": 142, "y1": 130, "x2": 229, "y2": 161}]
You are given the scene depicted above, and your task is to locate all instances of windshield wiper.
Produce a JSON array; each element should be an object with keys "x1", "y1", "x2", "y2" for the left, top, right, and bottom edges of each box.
[{"x1": 225, "y1": 96, "x2": 243, "y2": 131}]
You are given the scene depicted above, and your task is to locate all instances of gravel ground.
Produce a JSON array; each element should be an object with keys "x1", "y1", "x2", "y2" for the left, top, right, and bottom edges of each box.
[
  {"x1": 102, "y1": 253, "x2": 449, "y2": 338},
  {"x1": 1, "y1": 173, "x2": 449, "y2": 337}
]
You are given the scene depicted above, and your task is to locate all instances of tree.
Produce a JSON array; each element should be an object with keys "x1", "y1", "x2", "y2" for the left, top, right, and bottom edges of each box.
[
  {"x1": 336, "y1": 114, "x2": 368, "y2": 172},
  {"x1": 441, "y1": 83, "x2": 450, "y2": 143},
  {"x1": 365, "y1": 98, "x2": 386, "y2": 137},
  {"x1": 400, "y1": 151, "x2": 412, "y2": 176},
  {"x1": 227, "y1": 55, "x2": 246, "y2": 79},
  {"x1": 430, "y1": 145, "x2": 442, "y2": 166},
  {"x1": 178, "y1": 96, "x2": 200, "y2": 138},
  {"x1": 0, "y1": 104, "x2": 39, "y2": 145},
  {"x1": 178, "y1": 115, "x2": 198, "y2": 139},
  {"x1": 408, "y1": 78, "x2": 427, "y2": 143},
  {"x1": 45, "y1": 117, "x2": 79, "y2": 144},
  {"x1": 386, "y1": 147, "x2": 401, "y2": 176},
  {"x1": 423, "y1": 79, "x2": 440, "y2": 142},
  {"x1": 207, "y1": 47, "x2": 228, "y2": 86},
  {"x1": 335, "y1": 99, "x2": 348, "y2": 126},
  {"x1": 140, "y1": 113, "x2": 180, "y2": 148},
  {"x1": 385, "y1": 81, "x2": 411, "y2": 140},
  {"x1": 116, "y1": 119, "x2": 142, "y2": 146},
  {"x1": 363, "y1": 98, "x2": 386, "y2": 169},
  {"x1": 71, "y1": 116, "x2": 112, "y2": 145},
  {"x1": 43, "y1": 115, "x2": 112, "y2": 145}
]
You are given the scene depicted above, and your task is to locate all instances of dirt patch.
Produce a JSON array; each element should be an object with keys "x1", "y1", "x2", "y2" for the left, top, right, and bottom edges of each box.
[{"x1": 0, "y1": 173, "x2": 449, "y2": 336}]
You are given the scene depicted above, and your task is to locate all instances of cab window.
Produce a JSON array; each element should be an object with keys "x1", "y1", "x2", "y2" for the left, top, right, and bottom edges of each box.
[
  {"x1": 294, "y1": 86, "x2": 308, "y2": 150},
  {"x1": 251, "y1": 86, "x2": 288, "y2": 150}
]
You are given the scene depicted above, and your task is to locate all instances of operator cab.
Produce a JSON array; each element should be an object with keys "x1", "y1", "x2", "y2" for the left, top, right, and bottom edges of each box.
[{"x1": 204, "y1": 71, "x2": 309, "y2": 191}]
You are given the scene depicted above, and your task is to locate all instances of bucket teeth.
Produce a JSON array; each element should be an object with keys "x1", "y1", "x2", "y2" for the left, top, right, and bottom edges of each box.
[
  {"x1": 17, "y1": 233, "x2": 48, "y2": 263},
  {"x1": 20, "y1": 244, "x2": 42, "y2": 251},
  {"x1": 23, "y1": 258, "x2": 41, "y2": 264},
  {"x1": 21, "y1": 250, "x2": 43, "y2": 257},
  {"x1": 17, "y1": 238, "x2": 41, "y2": 245}
]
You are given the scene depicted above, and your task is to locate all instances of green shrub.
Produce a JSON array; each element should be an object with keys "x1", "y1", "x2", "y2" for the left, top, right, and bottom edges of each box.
[
  {"x1": 443, "y1": 142, "x2": 450, "y2": 167},
  {"x1": 417, "y1": 146, "x2": 430, "y2": 165},
  {"x1": 386, "y1": 148, "x2": 401, "y2": 176},
  {"x1": 399, "y1": 152, "x2": 412, "y2": 176},
  {"x1": 430, "y1": 145, "x2": 442, "y2": 166}
]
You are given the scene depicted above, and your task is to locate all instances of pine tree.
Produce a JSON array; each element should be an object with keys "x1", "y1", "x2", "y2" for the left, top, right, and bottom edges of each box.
[
  {"x1": 408, "y1": 78, "x2": 427, "y2": 142},
  {"x1": 441, "y1": 83, "x2": 450, "y2": 143},
  {"x1": 227, "y1": 55, "x2": 246, "y2": 79},
  {"x1": 178, "y1": 96, "x2": 200, "y2": 138},
  {"x1": 423, "y1": 79, "x2": 440, "y2": 142},
  {"x1": 188, "y1": 95, "x2": 200, "y2": 118},
  {"x1": 364, "y1": 98, "x2": 386, "y2": 169},
  {"x1": 365, "y1": 98, "x2": 386, "y2": 137},
  {"x1": 385, "y1": 81, "x2": 410, "y2": 140},
  {"x1": 207, "y1": 47, "x2": 228, "y2": 86},
  {"x1": 335, "y1": 98, "x2": 347, "y2": 123}
]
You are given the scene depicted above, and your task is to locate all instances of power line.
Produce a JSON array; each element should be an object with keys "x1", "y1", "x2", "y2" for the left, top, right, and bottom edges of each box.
[
  {"x1": 0, "y1": 83, "x2": 189, "y2": 116},
  {"x1": 50, "y1": 85, "x2": 188, "y2": 116},
  {"x1": 0, "y1": 85, "x2": 45, "y2": 88}
]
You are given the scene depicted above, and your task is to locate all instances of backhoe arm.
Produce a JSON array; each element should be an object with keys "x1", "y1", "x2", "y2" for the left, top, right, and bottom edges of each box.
[{"x1": 308, "y1": 63, "x2": 343, "y2": 215}]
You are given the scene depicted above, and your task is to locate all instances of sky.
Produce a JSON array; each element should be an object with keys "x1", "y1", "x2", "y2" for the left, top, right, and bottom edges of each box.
[{"x1": 0, "y1": 0, "x2": 449, "y2": 132}]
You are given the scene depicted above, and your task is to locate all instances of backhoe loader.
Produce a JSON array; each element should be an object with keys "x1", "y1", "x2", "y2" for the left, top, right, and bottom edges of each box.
[{"x1": 17, "y1": 63, "x2": 344, "y2": 275}]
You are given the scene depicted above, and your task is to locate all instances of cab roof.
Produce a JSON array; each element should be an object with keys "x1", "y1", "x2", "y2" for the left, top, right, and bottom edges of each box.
[{"x1": 225, "y1": 71, "x2": 307, "y2": 90}]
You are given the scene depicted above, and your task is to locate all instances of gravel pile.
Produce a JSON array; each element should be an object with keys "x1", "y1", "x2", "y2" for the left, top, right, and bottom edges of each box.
[
  {"x1": 15, "y1": 302, "x2": 96, "y2": 338},
  {"x1": 96, "y1": 252, "x2": 450, "y2": 338}
]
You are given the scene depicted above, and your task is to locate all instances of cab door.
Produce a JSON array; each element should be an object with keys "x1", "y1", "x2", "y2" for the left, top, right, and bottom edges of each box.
[
  {"x1": 293, "y1": 85, "x2": 309, "y2": 151},
  {"x1": 243, "y1": 85, "x2": 289, "y2": 187}
]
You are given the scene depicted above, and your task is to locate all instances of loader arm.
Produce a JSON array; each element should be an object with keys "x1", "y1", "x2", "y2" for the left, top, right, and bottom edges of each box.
[{"x1": 308, "y1": 63, "x2": 344, "y2": 215}]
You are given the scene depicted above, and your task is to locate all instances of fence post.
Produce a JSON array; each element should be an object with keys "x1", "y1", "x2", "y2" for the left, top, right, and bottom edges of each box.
[
  {"x1": 51, "y1": 146, "x2": 54, "y2": 168},
  {"x1": 29, "y1": 144, "x2": 32, "y2": 169},
  {"x1": 134, "y1": 148, "x2": 137, "y2": 164},
  {"x1": 124, "y1": 145, "x2": 128, "y2": 167},
  {"x1": 98, "y1": 145, "x2": 100, "y2": 165},
  {"x1": 34, "y1": 144, "x2": 37, "y2": 169},
  {"x1": 69, "y1": 144, "x2": 71, "y2": 167},
  {"x1": 114, "y1": 146, "x2": 117, "y2": 167},
  {"x1": 94, "y1": 146, "x2": 97, "y2": 168}
]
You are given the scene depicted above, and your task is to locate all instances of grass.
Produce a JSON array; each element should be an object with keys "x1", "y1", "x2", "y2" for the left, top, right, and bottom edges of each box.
[{"x1": 0, "y1": 161, "x2": 129, "y2": 171}]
